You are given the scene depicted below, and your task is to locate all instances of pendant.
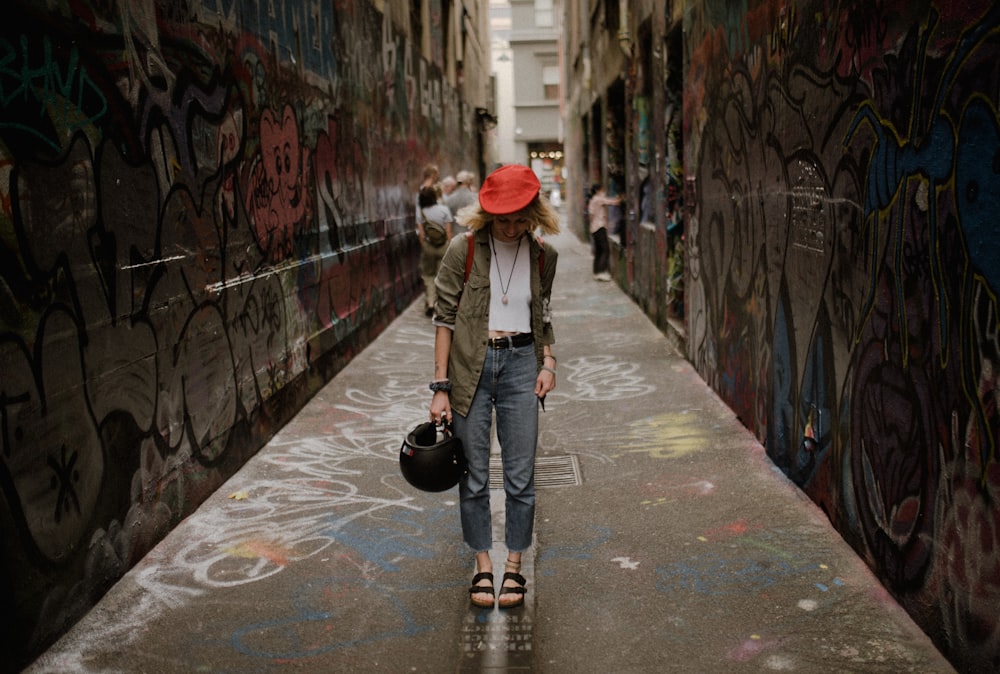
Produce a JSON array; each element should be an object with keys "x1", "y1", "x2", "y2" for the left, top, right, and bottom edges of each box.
[{"x1": 502, "y1": 294, "x2": 509, "y2": 305}]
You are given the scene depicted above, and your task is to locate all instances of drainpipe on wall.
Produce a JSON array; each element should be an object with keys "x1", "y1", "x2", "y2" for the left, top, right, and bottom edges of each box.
[
  {"x1": 618, "y1": 0, "x2": 631, "y2": 57},
  {"x1": 582, "y1": 0, "x2": 592, "y2": 95}
]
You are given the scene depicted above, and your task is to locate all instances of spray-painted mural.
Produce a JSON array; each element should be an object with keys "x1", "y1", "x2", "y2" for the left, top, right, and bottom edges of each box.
[
  {"x1": 0, "y1": 0, "x2": 478, "y2": 667},
  {"x1": 684, "y1": 0, "x2": 1000, "y2": 668}
]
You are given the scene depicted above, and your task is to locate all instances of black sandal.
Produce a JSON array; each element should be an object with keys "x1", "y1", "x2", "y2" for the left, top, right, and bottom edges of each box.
[
  {"x1": 498, "y1": 571, "x2": 526, "y2": 608},
  {"x1": 469, "y1": 571, "x2": 495, "y2": 608}
]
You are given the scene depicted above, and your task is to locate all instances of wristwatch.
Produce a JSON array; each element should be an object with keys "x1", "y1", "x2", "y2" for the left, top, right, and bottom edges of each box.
[{"x1": 429, "y1": 380, "x2": 453, "y2": 392}]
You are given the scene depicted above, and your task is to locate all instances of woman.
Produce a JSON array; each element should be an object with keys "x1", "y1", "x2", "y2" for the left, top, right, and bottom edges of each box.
[
  {"x1": 417, "y1": 185, "x2": 454, "y2": 316},
  {"x1": 587, "y1": 182, "x2": 622, "y2": 281},
  {"x1": 429, "y1": 164, "x2": 559, "y2": 609}
]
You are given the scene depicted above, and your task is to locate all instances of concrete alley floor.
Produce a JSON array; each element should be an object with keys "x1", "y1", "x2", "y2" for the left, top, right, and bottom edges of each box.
[{"x1": 27, "y1": 226, "x2": 954, "y2": 673}]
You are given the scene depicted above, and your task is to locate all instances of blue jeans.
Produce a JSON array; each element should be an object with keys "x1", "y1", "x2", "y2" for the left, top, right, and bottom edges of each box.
[{"x1": 452, "y1": 343, "x2": 539, "y2": 553}]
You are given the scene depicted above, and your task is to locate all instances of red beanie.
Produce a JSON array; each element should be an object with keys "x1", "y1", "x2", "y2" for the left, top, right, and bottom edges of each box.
[{"x1": 478, "y1": 164, "x2": 540, "y2": 214}]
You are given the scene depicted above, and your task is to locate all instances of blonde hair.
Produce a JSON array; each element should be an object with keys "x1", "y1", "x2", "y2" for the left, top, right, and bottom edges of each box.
[{"x1": 458, "y1": 194, "x2": 561, "y2": 236}]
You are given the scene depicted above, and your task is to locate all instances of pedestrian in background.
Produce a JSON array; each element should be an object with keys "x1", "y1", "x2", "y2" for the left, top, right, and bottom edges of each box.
[
  {"x1": 588, "y1": 183, "x2": 621, "y2": 281},
  {"x1": 420, "y1": 163, "x2": 441, "y2": 192},
  {"x1": 416, "y1": 163, "x2": 442, "y2": 222},
  {"x1": 417, "y1": 186, "x2": 454, "y2": 316},
  {"x1": 429, "y1": 164, "x2": 559, "y2": 609},
  {"x1": 445, "y1": 170, "x2": 477, "y2": 213},
  {"x1": 445, "y1": 170, "x2": 478, "y2": 236}
]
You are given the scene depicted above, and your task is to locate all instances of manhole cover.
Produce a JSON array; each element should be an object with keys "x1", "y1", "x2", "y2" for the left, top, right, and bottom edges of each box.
[{"x1": 489, "y1": 454, "x2": 581, "y2": 488}]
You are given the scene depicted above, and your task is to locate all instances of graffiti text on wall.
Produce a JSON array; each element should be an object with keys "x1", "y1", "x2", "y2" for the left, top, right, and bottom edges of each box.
[
  {"x1": 685, "y1": 0, "x2": 1000, "y2": 669},
  {"x1": 0, "y1": 0, "x2": 476, "y2": 665}
]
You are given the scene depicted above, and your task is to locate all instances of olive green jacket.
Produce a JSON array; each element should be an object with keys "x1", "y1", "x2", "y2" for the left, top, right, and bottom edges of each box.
[{"x1": 433, "y1": 229, "x2": 558, "y2": 416}]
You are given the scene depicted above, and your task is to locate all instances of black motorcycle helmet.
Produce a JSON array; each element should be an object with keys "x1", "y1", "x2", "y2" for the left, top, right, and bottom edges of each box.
[{"x1": 399, "y1": 421, "x2": 467, "y2": 492}]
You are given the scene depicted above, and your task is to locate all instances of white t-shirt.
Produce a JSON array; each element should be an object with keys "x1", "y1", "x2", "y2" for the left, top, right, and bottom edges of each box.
[{"x1": 488, "y1": 235, "x2": 532, "y2": 333}]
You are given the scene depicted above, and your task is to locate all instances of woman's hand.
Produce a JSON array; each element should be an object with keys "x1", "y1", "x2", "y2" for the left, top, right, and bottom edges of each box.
[
  {"x1": 430, "y1": 391, "x2": 452, "y2": 424},
  {"x1": 535, "y1": 368, "x2": 556, "y2": 399},
  {"x1": 536, "y1": 352, "x2": 557, "y2": 400}
]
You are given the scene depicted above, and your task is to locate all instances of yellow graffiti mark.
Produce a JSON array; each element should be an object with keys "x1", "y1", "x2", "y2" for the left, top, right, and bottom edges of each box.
[
  {"x1": 620, "y1": 412, "x2": 714, "y2": 459},
  {"x1": 226, "y1": 539, "x2": 294, "y2": 567}
]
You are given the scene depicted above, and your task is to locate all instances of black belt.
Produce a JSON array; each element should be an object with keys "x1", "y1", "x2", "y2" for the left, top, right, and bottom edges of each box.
[{"x1": 488, "y1": 333, "x2": 533, "y2": 349}]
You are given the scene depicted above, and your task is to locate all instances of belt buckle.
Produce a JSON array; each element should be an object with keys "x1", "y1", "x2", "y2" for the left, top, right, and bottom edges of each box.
[{"x1": 491, "y1": 335, "x2": 513, "y2": 349}]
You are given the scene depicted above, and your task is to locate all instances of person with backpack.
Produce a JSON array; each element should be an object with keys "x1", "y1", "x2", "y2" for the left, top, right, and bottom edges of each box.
[
  {"x1": 417, "y1": 185, "x2": 454, "y2": 316},
  {"x1": 428, "y1": 164, "x2": 560, "y2": 609}
]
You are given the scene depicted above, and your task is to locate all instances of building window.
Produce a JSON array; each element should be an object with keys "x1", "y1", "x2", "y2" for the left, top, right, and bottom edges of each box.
[
  {"x1": 536, "y1": 0, "x2": 554, "y2": 28},
  {"x1": 542, "y1": 65, "x2": 559, "y2": 99}
]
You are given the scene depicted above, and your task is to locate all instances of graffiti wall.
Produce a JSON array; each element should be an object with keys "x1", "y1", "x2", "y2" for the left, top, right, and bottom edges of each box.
[
  {"x1": 0, "y1": 0, "x2": 479, "y2": 666},
  {"x1": 684, "y1": 0, "x2": 1000, "y2": 668}
]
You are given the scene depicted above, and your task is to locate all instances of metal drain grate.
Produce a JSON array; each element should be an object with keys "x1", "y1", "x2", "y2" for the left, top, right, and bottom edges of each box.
[{"x1": 489, "y1": 454, "x2": 581, "y2": 488}]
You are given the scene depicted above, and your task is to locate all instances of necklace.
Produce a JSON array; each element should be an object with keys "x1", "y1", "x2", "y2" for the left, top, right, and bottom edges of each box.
[{"x1": 490, "y1": 232, "x2": 522, "y2": 305}]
